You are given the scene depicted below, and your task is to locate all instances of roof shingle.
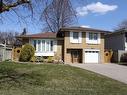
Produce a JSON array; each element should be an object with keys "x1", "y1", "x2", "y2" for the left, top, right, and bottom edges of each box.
[{"x1": 17, "y1": 32, "x2": 56, "y2": 38}]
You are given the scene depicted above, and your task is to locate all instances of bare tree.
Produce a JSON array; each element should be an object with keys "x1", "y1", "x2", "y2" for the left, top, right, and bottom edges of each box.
[
  {"x1": 117, "y1": 20, "x2": 127, "y2": 30},
  {"x1": 42, "y1": 0, "x2": 76, "y2": 32},
  {"x1": 0, "y1": 0, "x2": 86, "y2": 32},
  {"x1": 0, "y1": 31, "x2": 19, "y2": 45},
  {"x1": 0, "y1": 0, "x2": 30, "y2": 13}
]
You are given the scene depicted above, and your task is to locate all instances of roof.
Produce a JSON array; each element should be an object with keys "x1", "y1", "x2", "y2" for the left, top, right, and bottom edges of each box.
[
  {"x1": 59, "y1": 27, "x2": 110, "y2": 33},
  {"x1": 17, "y1": 27, "x2": 110, "y2": 39},
  {"x1": 105, "y1": 28, "x2": 127, "y2": 37},
  {"x1": 17, "y1": 32, "x2": 57, "y2": 38}
]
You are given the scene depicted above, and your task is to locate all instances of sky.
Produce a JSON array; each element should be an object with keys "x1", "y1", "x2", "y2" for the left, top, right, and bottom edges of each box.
[{"x1": 0, "y1": 0, "x2": 127, "y2": 34}]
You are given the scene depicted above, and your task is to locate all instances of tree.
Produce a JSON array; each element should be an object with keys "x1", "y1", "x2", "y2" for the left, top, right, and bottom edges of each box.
[
  {"x1": 0, "y1": 0, "x2": 86, "y2": 32},
  {"x1": 0, "y1": 31, "x2": 19, "y2": 45},
  {"x1": 42, "y1": 0, "x2": 76, "y2": 32},
  {"x1": 0, "y1": 0, "x2": 30, "y2": 13},
  {"x1": 117, "y1": 20, "x2": 127, "y2": 30}
]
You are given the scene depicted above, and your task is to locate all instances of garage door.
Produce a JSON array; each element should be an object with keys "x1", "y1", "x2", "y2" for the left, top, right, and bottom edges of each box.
[{"x1": 85, "y1": 51, "x2": 99, "y2": 63}]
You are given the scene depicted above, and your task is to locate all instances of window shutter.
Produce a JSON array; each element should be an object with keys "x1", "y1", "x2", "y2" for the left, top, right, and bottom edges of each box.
[
  {"x1": 70, "y1": 32, "x2": 73, "y2": 43},
  {"x1": 79, "y1": 32, "x2": 82, "y2": 43},
  {"x1": 98, "y1": 33, "x2": 101, "y2": 44}
]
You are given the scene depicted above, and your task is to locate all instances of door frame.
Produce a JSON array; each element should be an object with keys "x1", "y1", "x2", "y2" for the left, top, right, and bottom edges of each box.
[{"x1": 71, "y1": 49, "x2": 82, "y2": 63}]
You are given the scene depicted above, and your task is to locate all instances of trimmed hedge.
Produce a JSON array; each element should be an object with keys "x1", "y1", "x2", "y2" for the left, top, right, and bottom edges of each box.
[{"x1": 19, "y1": 44, "x2": 35, "y2": 62}]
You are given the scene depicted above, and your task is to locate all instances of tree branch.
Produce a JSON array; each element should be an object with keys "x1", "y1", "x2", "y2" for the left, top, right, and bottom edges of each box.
[{"x1": 0, "y1": 0, "x2": 30, "y2": 13}]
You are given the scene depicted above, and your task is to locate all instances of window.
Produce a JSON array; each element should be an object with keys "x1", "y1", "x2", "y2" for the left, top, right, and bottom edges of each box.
[
  {"x1": 86, "y1": 32, "x2": 100, "y2": 44},
  {"x1": 94, "y1": 33, "x2": 98, "y2": 40},
  {"x1": 38, "y1": 40, "x2": 41, "y2": 51},
  {"x1": 89, "y1": 33, "x2": 98, "y2": 40},
  {"x1": 42, "y1": 40, "x2": 45, "y2": 51},
  {"x1": 50, "y1": 41, "x2": 53, "y2": 51},
  {"x1": 70, "y1": 32, "x2": 82, "y2": 43},
  {"x1": 46, "y1": 41, "x2": 50, "y2": 51},
  {"x1": 32, "y1": 39, "x2": 55, "y2": 52},
  {"x1": 73, "y1": 32, "x2": 79, "y2": 39},
  {"x1": 33, "y1": 40, "x2": 36, "y2": 50}
]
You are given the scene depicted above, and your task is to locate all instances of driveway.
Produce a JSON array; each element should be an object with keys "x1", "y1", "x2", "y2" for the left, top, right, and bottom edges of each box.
[{"x1": 69, "y1": 63, "x2": 127, "y2": 84}]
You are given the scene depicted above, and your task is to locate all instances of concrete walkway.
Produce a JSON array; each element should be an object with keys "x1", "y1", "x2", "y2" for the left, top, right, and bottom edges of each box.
[{"x1": 69, "y1": 63, "x2": 127, "y2": 84}]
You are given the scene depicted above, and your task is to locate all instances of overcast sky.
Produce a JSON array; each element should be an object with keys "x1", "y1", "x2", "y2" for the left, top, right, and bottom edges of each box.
[{"x1": 0, "y1": 0, "x2": 127, "y2": 34}]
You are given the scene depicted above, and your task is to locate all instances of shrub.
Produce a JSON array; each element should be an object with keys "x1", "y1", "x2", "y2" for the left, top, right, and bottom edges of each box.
[
  {"x1": 120, "y1": 53, "x2": 127, "y2": 62},
  {"x1": 47, "y1": 56, "x2": 53, "y2": 63},
  {"x1": 30, "y1": 56, "x2": 36, "y2": 62},
  {"x1": 39, "y1": 56, "x2": 44, "y2": 62},
  {"x1": 19, "y1": 44, "x2": 35, "y2": 62},
  {"x1": 35, "y1": 56, "x2": 44, "y2": 62}
]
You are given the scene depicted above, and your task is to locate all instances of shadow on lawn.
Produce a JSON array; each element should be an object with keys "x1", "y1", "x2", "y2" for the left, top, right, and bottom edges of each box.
[{"x1": 0, "y1": 66, "x2": 39, "y2": 88}]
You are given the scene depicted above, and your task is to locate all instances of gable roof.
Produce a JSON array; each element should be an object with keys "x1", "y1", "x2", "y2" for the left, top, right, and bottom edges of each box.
[
  {"x1": 59, "y1": 27, "x2": 110, "y2": 33},
  {"x1": 17, "y1": 32, "x2": 57, "y2": 38}
]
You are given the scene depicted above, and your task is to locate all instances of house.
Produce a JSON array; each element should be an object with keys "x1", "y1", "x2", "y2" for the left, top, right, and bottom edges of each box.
[
  {"x1": 105, "y1": 28, "x2": 127, "y2": 51},
  {"x1": 105, "y1": 28, "x2": 127, "y2": 62},
  {"x1": 18, "y1": 27, "x2": 108, "y2": 63}
]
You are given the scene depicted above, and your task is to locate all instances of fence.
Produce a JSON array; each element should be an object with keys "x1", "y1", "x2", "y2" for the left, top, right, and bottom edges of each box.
[{"x1": 0, "y1": 44, "x2": 12, "y2": 61}]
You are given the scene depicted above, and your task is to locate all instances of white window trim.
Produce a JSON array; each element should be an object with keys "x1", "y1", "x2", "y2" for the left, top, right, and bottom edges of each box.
[
  {"x1": 86, "y1": 32, "x2": 101, "y2": 44},
  {"x1": 36, "y1": 40, "x2": 38, "y2": 52},
  {"x1": 31, "y1": 39, "x2": 57, "y2": 53},
  {"x1": 70, "y1": 32, "x2": 82, "y2": 43}
]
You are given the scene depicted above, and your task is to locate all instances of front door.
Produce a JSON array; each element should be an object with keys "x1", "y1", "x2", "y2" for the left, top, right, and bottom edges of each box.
[{"x1": 71, "y1": 50, "x2": 80, "y2": 63}]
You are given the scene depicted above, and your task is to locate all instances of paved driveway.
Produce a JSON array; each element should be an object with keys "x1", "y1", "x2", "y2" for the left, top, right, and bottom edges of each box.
[{"x1": 69, "y1": 63, "x2": 127, "y2": 84}]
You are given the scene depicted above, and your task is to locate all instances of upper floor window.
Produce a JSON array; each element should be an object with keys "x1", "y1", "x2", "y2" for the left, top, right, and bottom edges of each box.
[
  {"x1": 86, "y1": 32, "x2": 100, "y2": 44},
  {"x1": 70, "y1": 32, "x2": 82, "y2": 43},
  {"x1": 73, "y1": 32, "x2": 79, "y2": 40},
  {"x1": 89, "y1": 33, "x2": 98, "y2": 40}
]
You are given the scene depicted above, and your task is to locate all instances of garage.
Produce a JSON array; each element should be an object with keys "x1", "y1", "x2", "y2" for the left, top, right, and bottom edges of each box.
[{"x1": 84, "y1": 50, "x2": 100, "y2": 63}]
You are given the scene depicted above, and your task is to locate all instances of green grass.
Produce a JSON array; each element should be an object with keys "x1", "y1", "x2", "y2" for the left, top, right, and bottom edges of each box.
[{"x1": 0, "y1": 62, "x2": 127, "y2": 95}]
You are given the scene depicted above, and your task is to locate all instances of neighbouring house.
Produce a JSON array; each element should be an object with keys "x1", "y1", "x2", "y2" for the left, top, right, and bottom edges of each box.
[
  {"x1": 105, "y1": 28, "x2": 127, "y2": 62},
  {"x1": 18, "y1": 27, "x2": 108, "y2": 63}
]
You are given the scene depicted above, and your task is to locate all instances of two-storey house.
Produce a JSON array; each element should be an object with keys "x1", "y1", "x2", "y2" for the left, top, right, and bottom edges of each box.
[{"x1": 18, "y1": 27, "x2": 107, "y2": 63}]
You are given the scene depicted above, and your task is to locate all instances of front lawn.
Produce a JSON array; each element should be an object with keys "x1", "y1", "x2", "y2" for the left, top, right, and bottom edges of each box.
[{"x1": 0, "y1": 62, "x2": 127, "y2": 95}]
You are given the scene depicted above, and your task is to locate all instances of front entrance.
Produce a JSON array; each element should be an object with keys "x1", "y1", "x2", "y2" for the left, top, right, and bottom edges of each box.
[{"x1": 71, "y1": 50, "x2": 82, "y2": 63}]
